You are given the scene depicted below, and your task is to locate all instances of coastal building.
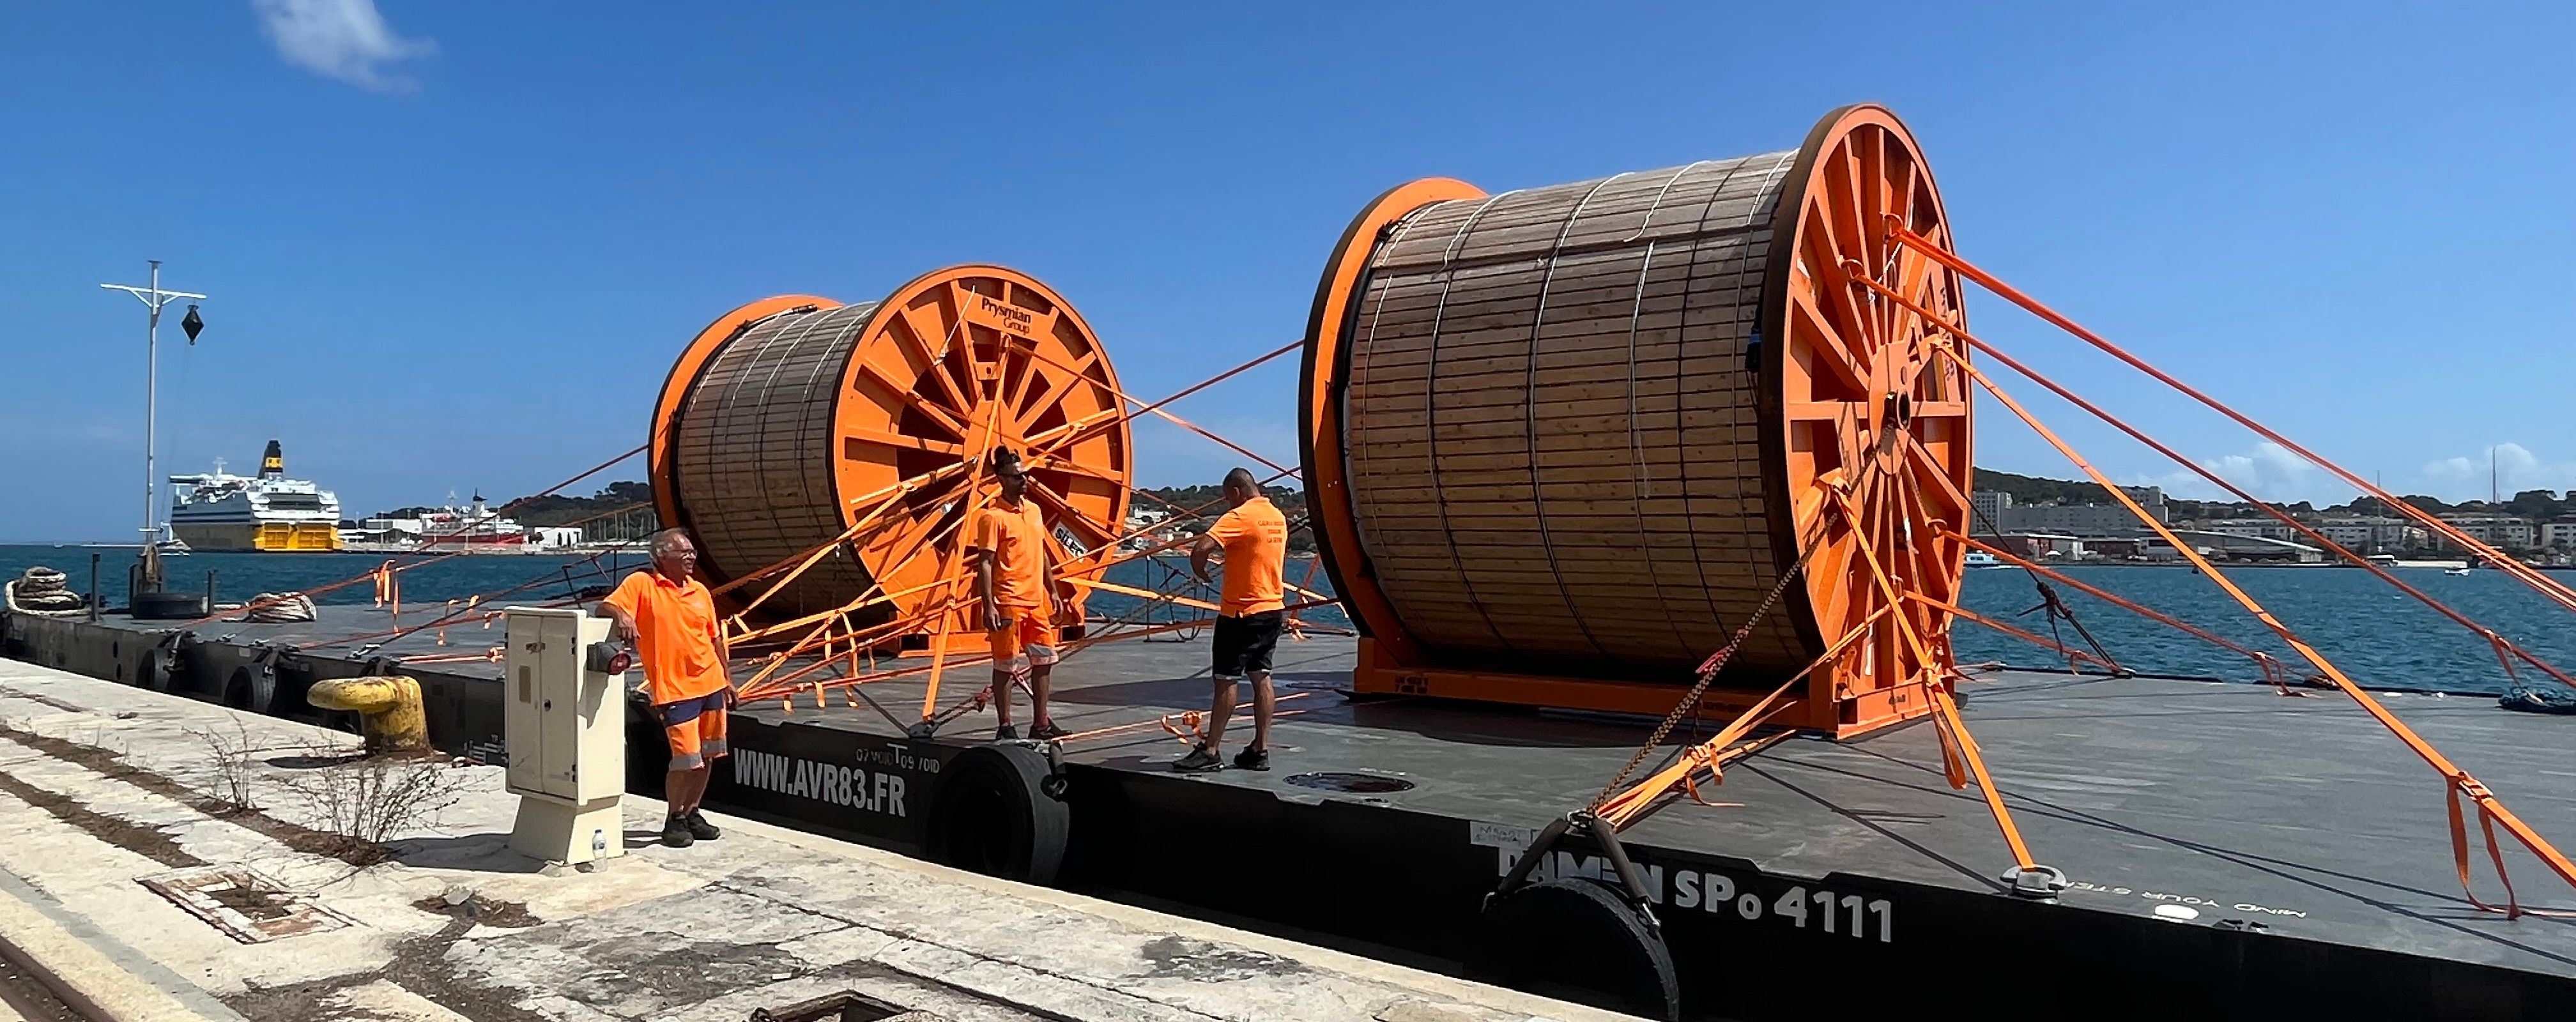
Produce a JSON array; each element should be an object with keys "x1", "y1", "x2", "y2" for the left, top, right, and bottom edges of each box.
[
  {"x1": 2313, "y1": 516, "x2": 2426, "y2": 550},
  {"x1": 2543, "y1": 519, "x2": 2576, "y2": 551},
  {"x1": 1970, "y1": 485, "x2": 2166, "y2": 537},
  {"x1": 2209, "y1": 517, "x2": 2297, "y2": 542},
  {"x1": 2005, "y1": 502, "x2": 2154, "y2": 535},
  {"x1": 2435, "y1": 514, "x2": 2534, "y2": 551},
  {"x1": 1989, "y1": 533, "x2": 2085, "y2": 560},
  {"x1": 2082, "y1": 537, "x2": 2146, "y2": 558},
  {"x1": 1970, "y1": 490, "x2": 2012, "y2": 531}
]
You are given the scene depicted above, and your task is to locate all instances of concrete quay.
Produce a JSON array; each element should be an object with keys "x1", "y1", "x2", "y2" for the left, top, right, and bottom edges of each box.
[{"x1": 0, "y1": 658, "x2": 1626, "y2": 1022}]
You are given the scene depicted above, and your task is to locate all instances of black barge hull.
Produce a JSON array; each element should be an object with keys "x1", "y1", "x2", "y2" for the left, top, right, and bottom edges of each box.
[{"x1": 7, "y1": 606, "x2": 2572, "y2": 1019}]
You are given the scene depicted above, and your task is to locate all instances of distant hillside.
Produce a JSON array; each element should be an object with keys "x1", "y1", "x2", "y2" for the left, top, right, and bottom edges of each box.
[
  {"x1": 1971, "y1": 468, "x2": 2121, "y2": 507},
  {"x1": 512, "y1": 481, "x2": 657, "y2": 528}
]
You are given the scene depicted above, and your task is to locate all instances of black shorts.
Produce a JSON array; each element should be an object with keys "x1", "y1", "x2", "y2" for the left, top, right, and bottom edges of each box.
[{"x1": 1211, "y1": 611, "x2": 1283, "y2": 679}]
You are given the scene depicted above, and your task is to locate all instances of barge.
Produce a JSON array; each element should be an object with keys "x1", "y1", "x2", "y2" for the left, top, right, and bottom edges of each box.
[{"x1": 5, "y1": 604, "x2": 2570, "y2": 1020}]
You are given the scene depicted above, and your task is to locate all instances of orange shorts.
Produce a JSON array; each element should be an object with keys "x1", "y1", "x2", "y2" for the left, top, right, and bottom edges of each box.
[
  {"x1": 659, "y1": 690, "x2": 730, "y2": 770},
  {"x1": 988, "y1": 609, "x2": 1059, "y2": 676}
]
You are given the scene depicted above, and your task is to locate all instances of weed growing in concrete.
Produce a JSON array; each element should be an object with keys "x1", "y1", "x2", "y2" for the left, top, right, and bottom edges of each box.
[
  {"x1": 273, "y1": 749, "x2": 466, "y2": 860},
  {"x1": 188, "y1": 721, "x2": 263, "y2": 813}
]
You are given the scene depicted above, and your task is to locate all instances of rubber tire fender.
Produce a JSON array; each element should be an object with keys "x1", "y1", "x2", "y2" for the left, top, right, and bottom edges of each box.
[
  {"x1": 1478, "y1": 877, "x2": 1682, "y2": 1021},
  {"x1": 921, "y1": 743, "x2": 1068, "y2": 886},
  {"x1": 139, "y1": 636, "x2": 182, "y2": 693},
  {"x1": 225, "y1": 659, "x2": 279, "y2": 716}
]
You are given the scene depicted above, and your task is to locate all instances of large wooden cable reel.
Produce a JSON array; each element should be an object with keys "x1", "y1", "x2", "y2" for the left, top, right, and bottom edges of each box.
[
  {"x1": 651, "y1": 266, "x2": 1133, "y2": 643},
  {"x1": 1301, "y1": 105, "x2": 1970, "y2": 737}
]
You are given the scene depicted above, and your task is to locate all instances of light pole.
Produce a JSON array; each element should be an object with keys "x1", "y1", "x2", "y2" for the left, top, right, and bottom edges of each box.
[{"x1": 101, "y1": 261, "x2": 206, "y2": 591}]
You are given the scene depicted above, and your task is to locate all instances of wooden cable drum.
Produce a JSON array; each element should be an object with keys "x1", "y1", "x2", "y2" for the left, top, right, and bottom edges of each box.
[
  {"x1": 1301, "y1": 105, "x2": 1971, "y2": 736},
  {"x1": 651, "y1": 266, "x2": 1132, "y2": 634}
]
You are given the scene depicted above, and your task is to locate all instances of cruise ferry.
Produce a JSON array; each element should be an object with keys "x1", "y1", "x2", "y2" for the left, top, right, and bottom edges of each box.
[{"x1": 167, "y1": 440, "x2": 344, "y2": 552}]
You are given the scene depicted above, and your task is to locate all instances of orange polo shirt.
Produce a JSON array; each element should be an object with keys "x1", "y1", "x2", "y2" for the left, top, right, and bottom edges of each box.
[
  {"x1": 602, "y1": 568, "x2": 728, "y2": 706},
  {"x1": 1206, "y1": 496, "x2": 1287, "y2": 616},
  {"x1": 970, "y1": 498, "x2": 1050, "y2": 611}
]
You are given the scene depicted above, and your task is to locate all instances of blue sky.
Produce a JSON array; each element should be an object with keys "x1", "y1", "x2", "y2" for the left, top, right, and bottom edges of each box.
[{"x1": 2, "y1": 2, "x2": 2569, "y2": 540}]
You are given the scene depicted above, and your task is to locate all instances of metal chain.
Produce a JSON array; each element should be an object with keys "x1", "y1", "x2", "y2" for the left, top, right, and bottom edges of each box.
[{"x1": 1588, "y1": 477, "x2": 1854, "y2": 811}]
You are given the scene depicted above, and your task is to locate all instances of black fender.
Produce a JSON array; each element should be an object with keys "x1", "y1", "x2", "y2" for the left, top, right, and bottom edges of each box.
[
  {"x1": 139, "y1": 632, "x2": 186, "y2": 693},
  {"x1": 921, "y1": 742, "x2": 1069, "y2": 885},
  {"x1": 224, "y1": 651, "x2": 280, "y2": 715},
  {"x1": 1479, "y1": 877, "x2": 1682, "y2": 1021}
]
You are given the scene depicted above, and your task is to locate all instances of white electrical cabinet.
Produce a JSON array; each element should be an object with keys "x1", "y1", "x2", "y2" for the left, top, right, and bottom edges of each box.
[{"x1": 503, "y1": 606, "x2": 627, "y2": 865}]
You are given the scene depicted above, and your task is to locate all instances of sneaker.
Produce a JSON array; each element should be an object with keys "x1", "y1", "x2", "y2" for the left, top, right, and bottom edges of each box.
[
  {"x1": 1232, "y1": 746, "x2": 1269, "y2": 771},
  {"x1": 995, "y1": 724, "x2": 1020, "y2": 741},
  {"x1": 1170, "y1": 745, "x2": 1222, "y2": 773},
  {"x1": 1027, "y1": 719, "x2": 1070, "y2": 742},
  {"x1": 684, "y1": 809, "x2": 721, "y2": 841},
  {"x1": 661, "y1": 816, "x2": 695, "y2": 848}
]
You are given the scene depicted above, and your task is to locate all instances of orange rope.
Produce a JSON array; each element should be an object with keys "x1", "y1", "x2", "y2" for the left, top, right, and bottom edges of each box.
[
  {"x1": 1944, "y1": 534, "x2": 2304, "y2": 696},
  {"x1": 1889, "y1": 226, "x2": 2576, "y2": 617},
  {"x1": 1948, "y1": 339, "x2": 2576, "y2": 904},
  {"x1": 1823, "y1": 483, "x2": 2040, "y2": 871},
  {"x1": 1908, "y1": 593, "x2": 2114, "y2": 674},
  {"x1": 406, "y1": 444, "x2": 647, "y2": 552},
  {"x1": 1025, "y1": 339, "x2": 1303, "y2": 467},
  {"x1": 1593, "y1": 604, "x2": 1894, "y2": 828},
  {"x1": 1860, "y1": 270, "x2": 2576, "y2": 696}
]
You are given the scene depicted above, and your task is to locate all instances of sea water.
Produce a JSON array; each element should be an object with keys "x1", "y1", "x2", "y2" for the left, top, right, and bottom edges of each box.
[{"x1": 4, "y1": 545, "x2": 2567, "y2": 697}]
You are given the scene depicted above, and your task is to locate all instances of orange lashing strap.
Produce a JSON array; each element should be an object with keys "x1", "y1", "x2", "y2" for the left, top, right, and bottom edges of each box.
[
  {"x1": 1912, "y1": 278, "x2": 2576, "y2": 906},
  {"x1": 2445, "y1": 776, "x2": 2576, "y2": 919}
]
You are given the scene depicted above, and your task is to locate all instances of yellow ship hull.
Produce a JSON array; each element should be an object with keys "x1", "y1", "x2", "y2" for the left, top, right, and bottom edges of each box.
[{"x1": 171, "y1": 522, "x2": 344, "y2": 552}]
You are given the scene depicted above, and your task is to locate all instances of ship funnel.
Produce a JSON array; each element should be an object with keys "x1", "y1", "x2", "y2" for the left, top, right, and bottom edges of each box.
[{"x1": 261, "y1": 439, "x2": 284, "y2": 478}]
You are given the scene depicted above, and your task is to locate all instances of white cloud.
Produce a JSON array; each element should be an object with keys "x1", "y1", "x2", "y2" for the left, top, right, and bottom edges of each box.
[
  {"x1": 252, "y1": 0, "x2": 436, "y2": 92},
  {"x1": 2128, "y1": 441, "x2": 2316, "y2": 501},
  {"x1": 2419, "y1": 443, "x2": 2575, "y2": 500}
]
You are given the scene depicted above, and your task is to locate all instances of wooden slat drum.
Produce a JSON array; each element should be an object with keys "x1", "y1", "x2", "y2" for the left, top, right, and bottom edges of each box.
[
  {"x1": 1301, "y1": 105, "x2": 1972, "y2": 735},
  {"x1": 651, "y1": 268, "x2": 1132, "y2": 631}
]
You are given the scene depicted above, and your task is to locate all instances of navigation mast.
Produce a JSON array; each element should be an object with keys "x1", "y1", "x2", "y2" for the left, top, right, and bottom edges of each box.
[{"x1": 100, "y1": 260, "x2": 207, "y2": 588}]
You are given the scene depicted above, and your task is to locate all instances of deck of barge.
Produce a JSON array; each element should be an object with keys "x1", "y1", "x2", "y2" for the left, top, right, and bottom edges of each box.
[{"x1": 7, "y1": 604, "x2": 2573, "y2": 1019}]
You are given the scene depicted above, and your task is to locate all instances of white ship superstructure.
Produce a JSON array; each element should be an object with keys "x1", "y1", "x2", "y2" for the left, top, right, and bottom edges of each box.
[
  {"x1": 351, "y1": 492, "x2": 531, "y2": 549},
  {"x1": 167, "y1": 440, "x2": 344, "y2": 552}
]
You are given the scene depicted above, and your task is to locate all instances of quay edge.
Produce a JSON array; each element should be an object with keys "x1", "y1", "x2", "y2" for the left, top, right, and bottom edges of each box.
[{"x1": 6, "y1": 606, "x2": 2575, "y2": 1021}]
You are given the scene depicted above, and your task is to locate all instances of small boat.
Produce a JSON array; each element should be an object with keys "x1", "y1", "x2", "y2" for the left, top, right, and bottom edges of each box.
[
  {"x1": 2444, "y1": 566, "x2": 2472, "y2": 576},
  {"x1": 1964, "y1": 551, "x2": 2005, "y2": 568}
]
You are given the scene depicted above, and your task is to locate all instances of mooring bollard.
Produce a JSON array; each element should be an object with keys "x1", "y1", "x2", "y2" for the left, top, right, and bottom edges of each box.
[{"x1": 304, "y1": 676, "x2": 431, "y2": 755}]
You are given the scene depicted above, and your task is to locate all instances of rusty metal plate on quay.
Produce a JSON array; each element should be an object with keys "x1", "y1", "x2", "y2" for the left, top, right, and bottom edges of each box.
[{"x1": 137, "y1": 865, "x2": 358, "y2": 943}]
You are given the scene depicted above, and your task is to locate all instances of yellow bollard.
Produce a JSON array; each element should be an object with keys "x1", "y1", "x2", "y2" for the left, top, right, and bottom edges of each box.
[{"x1": 305, "y1": 676, "x2": 431, "y2": 755}]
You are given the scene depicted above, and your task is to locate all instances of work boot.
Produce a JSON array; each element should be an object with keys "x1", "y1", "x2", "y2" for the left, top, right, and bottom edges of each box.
[
  {"x1": 661, "y1": 816, "x2": 695, "y2": 848},
  {"x1": 1170, "y1": 744, "x2": 1221, "y2": 773},
  {"x1": 684, "y1": 809, "x2": 721, "y2": 841},
  {"x1": 1027, "y1": 719, "x2": 1070, "y2": 742},
  {"x1": 995, "y1": 724, "x2": 1020, "y2": 741},
  {"x1": 1232, "y1": 746, "x2": 1269, "y2": 772}
]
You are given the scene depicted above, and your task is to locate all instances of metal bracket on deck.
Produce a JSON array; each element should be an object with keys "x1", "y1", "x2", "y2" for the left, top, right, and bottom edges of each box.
[
  {"x1": 1487, "y1": 811, "x2": 1663, "y2": 936},
  {"x1": 1038, "y1": 740, "x2": 1069, "y2": 799},
  {"x1": 2002, "y1": 863, "x2": 2070, "y2": 900}
]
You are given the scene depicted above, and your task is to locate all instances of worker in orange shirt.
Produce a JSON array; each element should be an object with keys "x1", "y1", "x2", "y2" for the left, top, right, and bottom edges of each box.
[
  {"x1": 971, "y1": 450, "x2": 1069, "y2": 741},
  {"x1": 1177, "y1": 467, "x2": 1289, "y2": 772},
  {"x1": 599, "y1": 529, "x2": 730, "y2": 848}
]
